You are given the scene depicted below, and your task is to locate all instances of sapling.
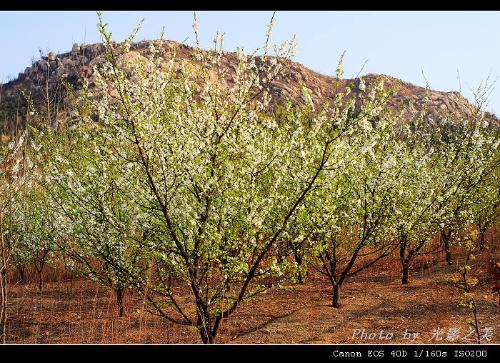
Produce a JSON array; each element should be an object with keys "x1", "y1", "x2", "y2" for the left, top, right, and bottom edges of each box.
[{"x1": 449, "y1": 231, "x2": 482, "y2": 344}]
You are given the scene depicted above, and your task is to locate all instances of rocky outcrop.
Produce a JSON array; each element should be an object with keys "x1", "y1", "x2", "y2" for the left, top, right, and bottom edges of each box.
[
  {"x1": 0, "y1": 39, "x2": 497, "y2": 133},
  {"x1": 0, "y1": 42, "x2": 106, "y2": 131}
]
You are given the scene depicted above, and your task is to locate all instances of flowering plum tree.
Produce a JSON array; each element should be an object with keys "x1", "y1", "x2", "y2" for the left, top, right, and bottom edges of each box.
[
  {"x1": 42, "y1": 121, "x2": 151, "y2": 317},
  {"x1": 39, "y1": 13, "x2": 392, "y2": 343},
  {"x1": 0, "y1": 127, "x2": 36, "y2": 342},
  {"x1": 10, "y1": 187, "x2": 56, "y2": 292},
  {"x1": 394, "y1": 97, "x2": 499, "y2": 284},
  {"x1": 308, "y1": 80, "x2": 403, "y2": 307}
]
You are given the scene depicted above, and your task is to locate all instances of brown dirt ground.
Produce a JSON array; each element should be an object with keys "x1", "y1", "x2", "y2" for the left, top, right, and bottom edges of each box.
[{"x1": 4, "y1": 247, "x2": 499, "y2": 344}]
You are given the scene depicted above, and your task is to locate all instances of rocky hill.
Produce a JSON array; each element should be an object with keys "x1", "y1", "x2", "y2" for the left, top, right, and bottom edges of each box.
[{"x1": 0, "y1": 39, "x2": 497, "y2": 134}]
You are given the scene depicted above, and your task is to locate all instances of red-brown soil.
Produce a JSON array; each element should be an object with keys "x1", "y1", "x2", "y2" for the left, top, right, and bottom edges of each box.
[{"x1": 4, "y1": 243, "x2": 499, "y2": 344}]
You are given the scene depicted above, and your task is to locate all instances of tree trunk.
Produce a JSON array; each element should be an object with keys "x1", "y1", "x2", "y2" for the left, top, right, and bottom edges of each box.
[
  {"x1": 295, "y1": 254, "x2": 304, "y2": 284},
  {"x1": 332, "y1": 283, "x2": 340, "y2": 308},
  {"x1": 37, "y1": 269, "x2": 43, "y2": 292},
  {"x1": 16, "y1": 265, "x2": 25, "y2": 284},
  {"x1": 293, "y1": 251, "x2": 304, "y2": 284},
  {"x1": 0, "y1": 269, "x2": 7, "y2": 344},
  {"x1": 65, "y1": 263, "x2": 74, "y2": 298},
  {"x1": 199, "y1": 329, "x2": 216, "y2": 344},
  {"x1": 115, "y1": 287, "x2": 125, "y2": 318},
  {"x1": 445, "y1": 249, "x2": 452, "y2": 266},
  {"x1": 297, "y1": 270, "x2": 304, "y2": 284},
  {"x1": 479, "y1": 228, "x2": 487, "y2": 251},
  {"x1": 35, "y1": 251, "x2": 49, "y2": 293},
  {"x1": 399, "y1": 236, "x2": 410, "y2": 285},
  {"x1": 198, "y1": 321, "x2": 217, "y2": 344},
  {"x1": 402, "y1": 262, "x2": 409, "y2": 285},
  {"x1": 197, "y1": 312, "x2": 218, "y2": 344},
  {"x1": 441, "y1": 229, "x2": 453, "y2": 265}
]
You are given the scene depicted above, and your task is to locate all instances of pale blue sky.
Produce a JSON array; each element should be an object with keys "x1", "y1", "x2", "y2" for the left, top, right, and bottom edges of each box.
[{"x1": 1, "y1": 11, "x2": 499, "y2": 115}]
